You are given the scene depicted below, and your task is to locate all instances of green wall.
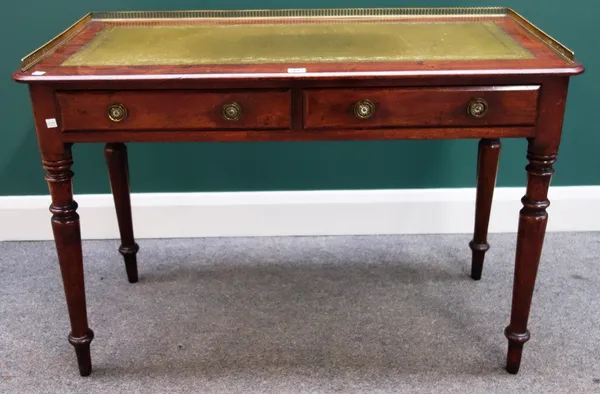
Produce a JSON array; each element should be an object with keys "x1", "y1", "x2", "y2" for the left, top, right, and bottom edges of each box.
[{"x1": 2, "y1": 0, "x2": 597, "y2": 196}]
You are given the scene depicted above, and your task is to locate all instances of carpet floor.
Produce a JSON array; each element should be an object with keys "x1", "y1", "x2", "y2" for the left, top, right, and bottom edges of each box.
[{"x1": 0, "y1": 233, "x2": 599, "y2": 393}]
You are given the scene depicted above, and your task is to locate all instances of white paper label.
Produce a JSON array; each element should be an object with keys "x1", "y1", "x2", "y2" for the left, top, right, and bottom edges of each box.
[
  {"x1": 45, "y1": 118, "x2": 58, "y2": 128},
  {"x1": 32, "y1": 71, "x2": 46, "y2": 76},
  {"x1": 287, "y1": 68, "x2": 307, "y2": 73}
]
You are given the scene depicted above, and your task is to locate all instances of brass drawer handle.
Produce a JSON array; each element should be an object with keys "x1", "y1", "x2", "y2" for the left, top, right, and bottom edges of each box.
[
  {"x1": 467, "y1": 98, "x2": 488, "y2": 119},
  {"x1": 108, "y1": 103, "x2": 128, "y2": 123},
  {"x1": 354, "y1": 99, "x2": 375, "y2": 120},
  {"x1": 222, "y1": 102, "x2": 242, "y2": 121}
]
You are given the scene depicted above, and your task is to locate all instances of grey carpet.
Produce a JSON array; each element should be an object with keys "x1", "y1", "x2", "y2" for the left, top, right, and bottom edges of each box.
[{"x1": 0, "y1": 233, "x2": 599, "y2": 393}]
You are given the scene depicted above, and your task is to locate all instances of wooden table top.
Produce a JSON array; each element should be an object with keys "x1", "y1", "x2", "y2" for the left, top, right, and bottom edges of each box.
[
  {"x1": 14, "y1": 8, "x2": 582, "y2": 82},
  {"x1": 63, "y1": 21, "x2": 533, "y2": 66}
]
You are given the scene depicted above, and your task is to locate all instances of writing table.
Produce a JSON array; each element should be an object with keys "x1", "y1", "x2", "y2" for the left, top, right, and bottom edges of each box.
[{"x1": 13, "y1": 8, "x2": 584, "y2": 376}]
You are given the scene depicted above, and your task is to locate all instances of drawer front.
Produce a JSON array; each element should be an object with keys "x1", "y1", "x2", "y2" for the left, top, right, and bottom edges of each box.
[
  {"x1": 57, "y1": 90, "x2": 292, "y2": 131},
  {"x1": 304, "y1": 86, "x2": 539, "y2": 129}
]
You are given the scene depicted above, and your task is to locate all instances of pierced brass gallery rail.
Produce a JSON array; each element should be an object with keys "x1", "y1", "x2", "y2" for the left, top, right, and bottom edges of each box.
[{"x1": 20, "y1": 8, "x2": 575, "y2": 71}]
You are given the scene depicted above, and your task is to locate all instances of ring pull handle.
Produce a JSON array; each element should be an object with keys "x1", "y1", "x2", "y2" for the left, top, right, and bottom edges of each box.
[
  {"x1": 353, "y1": 99, "x2": 376, "y2": 120},
  {"x1": 222, "y1": 102, "x2": 242, "y2": 121},
  {"x1": 108, "y1": 103, "x2": 128, "y2": 123},
  {"x1": 467, "y1": 98, "x2": 488, "y2": 119}
]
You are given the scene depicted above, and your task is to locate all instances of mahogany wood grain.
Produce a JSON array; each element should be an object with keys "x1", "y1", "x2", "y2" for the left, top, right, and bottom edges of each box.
[
  {"x1": 505, "y1": 77, "x2": 570, "y2": 374},
  {"x1": 57, "y1": 90, "x2": 292, "y2": 131},
  {"x1": 470, "y1": 138, "x2": 501, "y2": 280},
  {"x1": 304, "y1": 86, "x2": 539, "y2": 129},
  {"x1": 104, "y1": 143, "x2": 139, "y2": 283},
  {"x1": 29, "y1": 85, "x2": 94, "y2": 376}
]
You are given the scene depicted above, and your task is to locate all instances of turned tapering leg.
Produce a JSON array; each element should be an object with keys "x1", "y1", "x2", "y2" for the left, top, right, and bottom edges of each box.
[
  {"x1": 470, "y1": 138, "x2": 501, "y2": 280},
  {"x1": 503, "y1": 77, "x2": 571, "y2": 374},
  {"x1": 104, "y1": 143, "x2": 139, "y2": 283},
  {"x1": 44, "y1": 144, "x2": 94, "y2": 376},
  {"x1": 504, "y1": 140, "x2": 555, "y2": 374}
]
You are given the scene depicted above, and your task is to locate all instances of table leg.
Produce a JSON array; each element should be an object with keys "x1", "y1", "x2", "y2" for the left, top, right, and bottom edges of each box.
[
  {"x1": 43, "y1": 143, "x2": 94, "y2": 376},
  {"x1": 104, "y1": 143, "x2": 139, "y2": 283},
  {"x1": 470, "y1": 138, "x2": 501, "y2": 280},
  {"x1": 503, "y1": 77, "x2": 570, "y2": 374},
  {"x1": 505, "y1": 139, "x2": 556, "y2": 374}
]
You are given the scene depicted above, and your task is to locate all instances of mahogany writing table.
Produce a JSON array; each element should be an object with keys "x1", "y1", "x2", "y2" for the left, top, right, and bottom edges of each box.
[{"x1": 13, "y1": 8, "x2": 584, "y2": 376}]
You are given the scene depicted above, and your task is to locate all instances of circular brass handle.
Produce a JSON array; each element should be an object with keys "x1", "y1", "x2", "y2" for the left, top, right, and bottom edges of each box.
[
  {"x1": 467, "y1": 99, "x2": 488, "y2": 119},
  {"x1": 354, "y1": 99, "x2": 376, "y2": 120},
  {"x1": 222, "y1": 102, "x2": 242, "y2": 121},
  {"x1": 108, "y1": 103, "x2": 128, "y2": 123}
]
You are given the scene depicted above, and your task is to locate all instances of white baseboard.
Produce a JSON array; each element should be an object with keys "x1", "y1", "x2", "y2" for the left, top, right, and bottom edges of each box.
[{"x1": 0, "y1": 186, "x2": 599, "y2": 241}]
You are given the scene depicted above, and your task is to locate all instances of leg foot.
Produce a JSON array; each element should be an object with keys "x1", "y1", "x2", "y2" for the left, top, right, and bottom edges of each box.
[
  {"x1": 469, "y1": 241, "x2": 490, "y2": 280},
  {"x1": 505, "y1": 327, "x2": 530, "y2": 374},
  {"x1": 69, "y1": 328, "x2": 95, "y2": 376},
  {"x1": 119, "y1": 243, "x2": 140, "y2": 283}
]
